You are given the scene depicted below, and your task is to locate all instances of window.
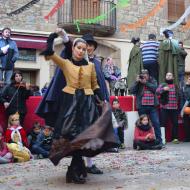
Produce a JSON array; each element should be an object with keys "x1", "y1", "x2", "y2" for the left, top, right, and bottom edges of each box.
[
  {"x1": 168, "y1": 0, "x2": 185, "y2": 22},
  {"x1": 72, "y1": 0, "x2": 100, "y2": 20},
  {"x1": 18, "y1": 48, "x2": 36, "y2": 62}
]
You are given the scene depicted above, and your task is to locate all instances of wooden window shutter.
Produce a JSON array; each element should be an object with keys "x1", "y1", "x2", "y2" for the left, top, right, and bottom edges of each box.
[
  {"x1": 72, "y1": 0, "x2": 100, "y2": 21},
  {"x1": 168, "y1": 0, "x2": 185, "y2": 22}
]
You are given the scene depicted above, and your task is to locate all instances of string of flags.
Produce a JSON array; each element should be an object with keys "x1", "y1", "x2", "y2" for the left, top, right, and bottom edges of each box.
[{"x1": 7, "y1": 0, "x2": 41, "y2": 16}]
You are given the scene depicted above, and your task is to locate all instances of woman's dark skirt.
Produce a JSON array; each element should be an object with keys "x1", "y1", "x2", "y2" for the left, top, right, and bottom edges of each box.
[{"x1": 49, "y1": 89, "x2": 118, "y2": 166}]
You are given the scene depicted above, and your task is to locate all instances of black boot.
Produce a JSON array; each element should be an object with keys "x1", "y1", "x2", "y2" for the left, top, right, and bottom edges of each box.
[
  {"x1": 66, "y1": 166, "x2": 86, "y2": 184},
  {"x1": 78, "y1": 159, "x2": 87, "y2": 178}
]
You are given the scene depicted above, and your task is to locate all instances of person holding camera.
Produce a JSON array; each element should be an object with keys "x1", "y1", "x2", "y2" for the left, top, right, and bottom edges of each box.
[{"x1": 130, "y1": 69, "x2": 162, "y2": 146}]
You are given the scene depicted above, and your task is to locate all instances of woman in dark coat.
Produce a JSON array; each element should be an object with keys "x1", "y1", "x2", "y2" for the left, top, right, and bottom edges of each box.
[{"x1": 41, "y1": 33, "x2": 117, "y2": 184}]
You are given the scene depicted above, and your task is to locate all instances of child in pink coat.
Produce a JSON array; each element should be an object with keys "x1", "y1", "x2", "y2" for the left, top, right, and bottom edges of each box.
[{"x1": 0, "y1": 126, "x2": 13, "y2": 164}]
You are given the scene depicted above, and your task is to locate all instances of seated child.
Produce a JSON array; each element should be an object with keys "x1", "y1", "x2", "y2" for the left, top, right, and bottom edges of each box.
[
  {"x1": 112, "y1": 98, "x2": 128, "y2": 149},
  {"x1": 32, "y1": 125, "x2": 53, "y2": 158},
  {"x1": 27, "y1": 121, "x2": 42, "y2": 153},
  {"x1": 0, "y1": 126, "x2": 13, "y2": 164},
  {"x1": 133, "y1": 114, "x2": 162, "y2": 150},
  {"x1": 5, "y1": 113, "x2": 32, "y2": 162}
]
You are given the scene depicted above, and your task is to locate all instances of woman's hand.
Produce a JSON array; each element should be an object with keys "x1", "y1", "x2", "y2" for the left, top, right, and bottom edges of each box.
[{"x1": 40, "y1": 33, "x2": 58, "y2": 56}]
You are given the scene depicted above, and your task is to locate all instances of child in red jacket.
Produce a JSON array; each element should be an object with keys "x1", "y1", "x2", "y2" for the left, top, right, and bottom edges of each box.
[
  {"x1": 133, "y1": 114, "x2": 162, "y2": 150},
  {"x1": 5, "y1": 113, "x2": 31, "y2": 162}
]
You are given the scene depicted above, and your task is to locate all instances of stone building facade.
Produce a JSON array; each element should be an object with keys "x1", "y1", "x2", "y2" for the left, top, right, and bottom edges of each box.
[{"x1": 0, "y1": 0, "x2": 190, "y2": 87}]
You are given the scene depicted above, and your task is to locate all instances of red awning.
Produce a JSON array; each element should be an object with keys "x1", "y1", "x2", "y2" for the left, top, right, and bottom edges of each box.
[{"x1": 11, "y1": 34, "x2": 47, "y2": 49}]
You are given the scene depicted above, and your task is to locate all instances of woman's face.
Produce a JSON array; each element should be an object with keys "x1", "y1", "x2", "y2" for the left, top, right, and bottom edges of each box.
[
  {"x1": 141, "y1": 117, "x2": 149, "y2": 125},
  {"x1": 72, "y1": 42, "x2": 87, "y2": 61},
  {"x1": 15, "y1": 73, "x2": 22, "y2": 83}
]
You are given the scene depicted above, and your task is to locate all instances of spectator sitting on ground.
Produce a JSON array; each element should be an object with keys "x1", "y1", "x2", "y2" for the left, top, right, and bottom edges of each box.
[
  {"x1": 133, "y1": 114, "x2": 162, "y2": 150},
  {"x1": 32, "y1": 125, "x2": 53, "y2": 159},
  {"x1": 5, "y1": 113, "x2": 32, "y2": 162},
  {"x1": 112, "y1": 98, "x2": 128, "y2": 149},
  {"x1": 27, "y1": 121, "x2": 42, "y2": 153},
  {"x1": 0, "y1": 126, "x2": 13, "y2": 164}
]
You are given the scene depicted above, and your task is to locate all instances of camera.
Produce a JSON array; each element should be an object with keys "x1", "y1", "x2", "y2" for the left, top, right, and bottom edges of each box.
[{"x1": 139, "y1": 74, "x2": 144, "y2": 79}]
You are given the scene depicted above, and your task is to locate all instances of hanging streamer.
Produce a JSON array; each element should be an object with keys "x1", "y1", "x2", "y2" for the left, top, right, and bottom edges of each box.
[
  {"x1": 7, "y1": 0, "x2": 41, "y2": 16},
  {"x1": 44, "y1": 0, "x2": 65, "y2": 20},
  {"x1": 74, "y1": 0, "x2": 130, "y2": 32},
  {"x1": 120, "y1": 0, "x2": 166, "y2": 32},
  {"x1": 160, "y1": 6, "x2": 190, "y2": 34}
]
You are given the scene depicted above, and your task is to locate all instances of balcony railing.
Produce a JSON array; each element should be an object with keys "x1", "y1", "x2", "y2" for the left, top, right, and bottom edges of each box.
[{"x1": 57, "y1": 0, "x2": 116, "y2": 37}]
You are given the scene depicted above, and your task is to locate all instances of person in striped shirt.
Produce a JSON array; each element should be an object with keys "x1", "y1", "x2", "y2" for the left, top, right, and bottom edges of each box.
[{"x1": 141, "y1": 34, "x2": 159, "y2": 81}]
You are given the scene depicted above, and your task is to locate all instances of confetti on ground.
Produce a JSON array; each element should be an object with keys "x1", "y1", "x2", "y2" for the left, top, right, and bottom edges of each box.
[{"x1": 0, "y1": 143, "x2": 190, "y2": 190}]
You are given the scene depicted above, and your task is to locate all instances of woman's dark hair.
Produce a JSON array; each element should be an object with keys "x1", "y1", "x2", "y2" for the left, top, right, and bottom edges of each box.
[
  {"x1": 136, "y1": 114, "x2": 152, "y2": 127},
  {"x1": 11, "y1": 70, "x2": 23, "y2": 83},
  {"x1": 73, "y1": 38, "x2": 87, "y2": 47}
]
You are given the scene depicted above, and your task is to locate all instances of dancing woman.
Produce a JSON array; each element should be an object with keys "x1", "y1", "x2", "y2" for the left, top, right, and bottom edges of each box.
[{"x1": 40, "y1": 33, "x2": 117, "y2": 184}]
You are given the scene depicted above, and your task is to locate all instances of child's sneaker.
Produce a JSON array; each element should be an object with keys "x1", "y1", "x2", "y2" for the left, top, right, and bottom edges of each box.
[
  {"x1": 172, "y1": 139, "x2": 179, "y2": 144},
  {"x1": 119, "y1": 143, "x2": 126, "y2": 149}
]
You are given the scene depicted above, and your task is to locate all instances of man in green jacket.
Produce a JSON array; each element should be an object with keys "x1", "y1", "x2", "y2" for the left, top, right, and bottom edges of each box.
[{"x1": 158, "y1": 30, "x2": 180, "y2": 87}]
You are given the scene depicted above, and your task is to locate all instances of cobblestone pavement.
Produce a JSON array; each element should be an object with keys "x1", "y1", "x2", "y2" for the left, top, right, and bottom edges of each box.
[{"x1": 0, "y1": 143, "x2": 190, "y2": 190}]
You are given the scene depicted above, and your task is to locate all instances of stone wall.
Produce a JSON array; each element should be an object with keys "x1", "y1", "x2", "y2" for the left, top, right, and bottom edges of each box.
[
  {"x1": 1, "y1": 0, "x2": 190, "y2": 44},
  {"x1": 1, "y1": 0, "x2": 57, "y2": 32}
]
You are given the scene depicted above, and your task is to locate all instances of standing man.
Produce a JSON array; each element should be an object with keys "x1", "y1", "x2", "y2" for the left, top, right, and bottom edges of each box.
[
  {"x1": 156, "y1": 72, "x2": 179, "y2": 143},
  {"x1": 158, "y1": 29, "x2": 180, "y2": 86},
  {"x1": 141, "y1": 34, "x2": 159, "y2": 81},
  {"x1": 130, "y1": 69, "x2": 162, "y2": 146},
  {"x1": 0, "y1": 27, "x2": 19, "y2": 84},
  {"x1": 178, "y1": 41, "x2": 187, "y2": 89}
]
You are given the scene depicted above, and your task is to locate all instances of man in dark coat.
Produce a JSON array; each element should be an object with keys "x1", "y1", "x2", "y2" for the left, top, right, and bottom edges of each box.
[
  {"x1": 36, "y1": 29, "x2": 109, "y2": 175},
  {"x1": 158, "y1": 30, "x2": 180, "y2": 87}
]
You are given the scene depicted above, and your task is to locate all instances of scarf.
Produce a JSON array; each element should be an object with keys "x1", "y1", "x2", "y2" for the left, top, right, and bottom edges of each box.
[{"x1": 138, "y1": 124, "x2": 151, "y2": 131}]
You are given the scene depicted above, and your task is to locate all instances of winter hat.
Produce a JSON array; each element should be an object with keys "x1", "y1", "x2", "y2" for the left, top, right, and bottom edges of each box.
[
  {"x1": 163, "y1": 29, "x2": 174, "y2": 38},
  {"x1": 82, "y1": 33, "x2": 98, "y2": 50}
]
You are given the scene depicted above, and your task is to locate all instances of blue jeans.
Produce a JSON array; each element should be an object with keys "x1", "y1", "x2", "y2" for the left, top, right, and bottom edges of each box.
[
  {"x1": 0, "y1": 69, "x2": 13, "y2": 84},
  {"x1": 32, "y1": 144, "x2": 50, "y2": 158},
  {"x1": 138, "y1": 106, "x2": 162, "y2": 143}
]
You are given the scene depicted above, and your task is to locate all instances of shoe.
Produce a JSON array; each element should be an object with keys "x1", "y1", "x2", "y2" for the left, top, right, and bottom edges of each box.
[
  {"x1": 119, "y1": 143, "x2": 126, "y2": 149},
  {"x1": 106, "y1": 148, "x2": 119, "y2": 153},
  {"x1": 86, "y1": 165, "x2": 103, "y2": 174},
  {"x1": 172, "y1": 139, "x2": 180, "y2": 144},
  {"x1": 38, "y1": 154, "x2": 44, "y2": 159},
  {"x1": 78, "y1": 159, "x2": 87, "y2": 178},
  {"x1": 66, "y1": 166, "x2": 86, "y2": 184},
  {"x1": 136, "y1": 145, "x2": 141, "y2": 150},
  {"x1": 151, "y1": 144, "x2": 162, "y2": 150}
]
